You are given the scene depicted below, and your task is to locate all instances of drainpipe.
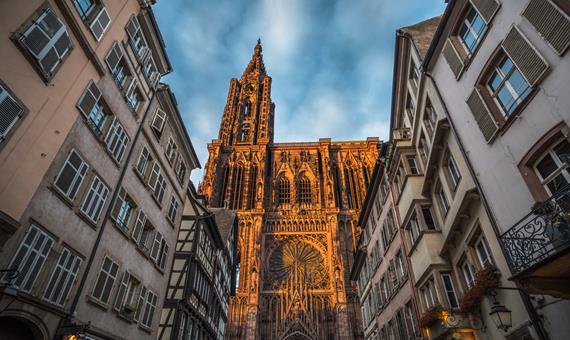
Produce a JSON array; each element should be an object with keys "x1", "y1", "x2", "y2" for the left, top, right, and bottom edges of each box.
[
  {"x1": 55, "y1": 87, "x2": 159, "y2": 339},
  {"x1": 423, "y1": 71, "x2": 549, "y2": 340}
]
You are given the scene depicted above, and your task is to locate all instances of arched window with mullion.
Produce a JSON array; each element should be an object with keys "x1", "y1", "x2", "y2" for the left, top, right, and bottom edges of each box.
[
  {"x1": 297, "y1": 176, "x2": 311, "y2": 205},
  {"x1": 278, "y1": 177, "x2": 290, "y2": 205}
]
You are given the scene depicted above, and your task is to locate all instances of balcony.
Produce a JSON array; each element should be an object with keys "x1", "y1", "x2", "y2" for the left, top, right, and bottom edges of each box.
[{"x1": 499, "y1": 185, "x2": 570, "y2": 298}]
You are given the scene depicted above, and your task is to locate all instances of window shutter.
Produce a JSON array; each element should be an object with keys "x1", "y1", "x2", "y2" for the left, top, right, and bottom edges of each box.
[
  {"x1": 523, "y1": 0, "x2": 570, "y2": 55},
  {"x1": 131, "y1": 210, "x2": 146, "y2": 242},
  {"x1": 150, "y1": 232, "x2": 163, "y2": 262},
  {"x1": 22, "y1": 11, "x2": 61, "y2": 57},
  {"x1": 105, "y1": 42, "x2": 123, "y2": 72},
  {"x1": 470, "y1": 0, "x2": 500, "y2": 24},
  {"x1": 148, "y1": 163, "x2": 160, "y2": 189},
  {"x1": 501, "y1": 26, "x2": 549, "y2": 85},
  {"x1": 114, "y1": 271, "x2": 129, "y2": 311},
  {"x1": 77, "y1": 80, "x2": 101, "y2": 117},
  {"x1": 89, "y1": 7, "x2": 112, "y2": 41},
  {"x1": 0, "y1": 87, "x2": 25, "y2": 141},
  {"x1": 152, "y1": 109, "x2": 166, "y2": 133},
  {"x1": 125, "y1": 15, "x2": 141, "y2": 40},
  {"x1": 466, "y1": 88, "x2": 498, "y2": 142},
  {"x1": 442, "y1": 38, "x2": 464, "y2": 79},
  {"x1": 22, "y1": 25, "x2": 49, "y2": 58}
]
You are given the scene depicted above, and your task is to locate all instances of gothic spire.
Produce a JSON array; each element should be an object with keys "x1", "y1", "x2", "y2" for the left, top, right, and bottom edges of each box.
[{"x1": 242, "y1": 39, "x2": 267, "y2": 78}]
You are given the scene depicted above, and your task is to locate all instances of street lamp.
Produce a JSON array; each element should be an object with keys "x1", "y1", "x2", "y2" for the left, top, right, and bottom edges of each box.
[{"x1": 489, "y1": 299, "x2": 512, "y2": 332}]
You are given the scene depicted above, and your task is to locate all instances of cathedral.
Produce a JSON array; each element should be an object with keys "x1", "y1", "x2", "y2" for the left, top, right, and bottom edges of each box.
[{"x1": 198, "y1": 40, "x2": 380, "y2": 340}]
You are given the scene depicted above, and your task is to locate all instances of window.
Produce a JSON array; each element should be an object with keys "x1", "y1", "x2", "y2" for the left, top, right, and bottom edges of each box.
[
  {"x1": 475, "y1": 236, "x2": 493, "y2": 267},
  {"x1": 88, "y1": 7, "x2": 111, "y2": 41},
  {"x1": 54, "y1": 150, "x2": 89, "y2": 200},
  {"x1": 149, "y1": 164, "x2": 166, "y2": 203},
  {"x1": 125, "y1": 79, "x2": 141, "y2": 113},
  {"x1": 421, "y1": 206, "x2": 436, "y2": 230},
  {"x1": 441, "y1": 273, "x2": 459, "y2": 308},
  {"x1": 166, "y1": 138, "x2": 177, "y2": 162},
  {"x1": 114, "y1": 271, "x2": 141, "y2": 316},
  {"x1": 459, "y1": 7, "x2": 487, "y2": 54},
  {"x1": 446, "y1": 153, "x2": 461, "y2": 190},
  {"x1": 91, "y1": 256, "x2": 119, "y2": 304},
  {"x1": 167, "y1": 195, "x2": 179, "y2": 223},
  {"x1": 150, "y1": 231, "x2": 164, "y2": 263},
  {"x1": 404, "y1": 302, "x2": 418, "y2": 338},
  {"x1": 131, "y1": 210, "x2": 147, "y2": 244},
  {"x1": 0, "y1": 82, "x2": 26, "y2": 142},
  {"x1": 134, "y1": 286, "x2": 148, "y2": 322},
  {"x1": 175, "y1": 155, "x2": 187, "y2": 183},
  {"x1": 105, "y1": 118, "x2": 129, "y2": 162},
  {"x1": 18, "y1": 8, "x2": 72, "y2": 79},
  {"x1": 462, "y1": 262, "x2": 475, "y2": 288},
  {"x1": 407, "y1": 213, "x2": 421, "y2": 244},
  {"x1": 278, "y1": 177, "x2": 290, "y2": 204},
  {"x1": 143, "y1": 55, "x2": 160, "y2": 88},
  {"x1": 405, "y1": 94, "x2": 415, "y2": 121},
  {"x1": 534, "y1": 138, "x2": 570, "y2": 195},
  {"x1": 396, "y1": 251, "x2": 407, "y2": 280},
  {"x1": 421, "y1": 279, "x2": 438, "y2": 310},
  {"x1": 136, "y1": 147, "x2": 151, "y2": 177},
  {"x1": 488, "y1": 56, "x2": 531, "y2": 116},
  {"x1": 73, "y1": 0, "x2": 95, "y2": 19},
  {"x1": 77, "y1": 81, "x2": 109, "y2": 135},
  {"x1": 152, "y1": 109, "x2": 167, "y2": 136},
  {"x1": 436, "y1": 184, "x2": 450, "y2": 217},
  {"x1": 43, "y1": 248, "x2": 82, "y2": 306},
  {"x1": 105, "y1": 42, "x2": 129, "y2": 88},
  {"x1": 125, "y1": 15, "x2": 149, "y2": 62},
  {"x1": 409, "y1": 61, "x2": 420, "y2": 88},
  {"x1": 81, "y1": 175, "x2": 109, "y2": 222},
  {"x1": 141, "y1": 290, "x2": 158, "y2": 328},
  {"x1": 407, "y1": 156, "x2": 419, "y2": 175},
  {"x1": 423, "y1": 98, "x2": 436, "y2": 137},
  {"x1": 297, "y1": 175, "x2": 311, "y2": 205},
  {"x1": 111, "y1": 188, "x2": 135, "y2": 232},
  {"x1": 3, "y1": 225, "x2": 54, "y2": 292}
]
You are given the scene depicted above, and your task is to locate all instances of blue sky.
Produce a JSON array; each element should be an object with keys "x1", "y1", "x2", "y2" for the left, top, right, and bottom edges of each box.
[{"x1": 153, "y1": 0, "x2": 446, "y2": 183}]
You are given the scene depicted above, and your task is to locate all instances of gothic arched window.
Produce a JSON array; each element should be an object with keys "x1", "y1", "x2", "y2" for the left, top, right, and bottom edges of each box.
[
  {"x1": 297, "y1": 176, "x2": 311, "y2": 205},
  {"x1": 278, "y1": 177, "x2": 290, "y2": 204}
]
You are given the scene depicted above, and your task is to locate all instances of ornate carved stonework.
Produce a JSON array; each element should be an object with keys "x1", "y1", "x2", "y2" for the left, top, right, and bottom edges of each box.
[{"x1": 199, "y1": 41, "x2": 380, "y2": 340}]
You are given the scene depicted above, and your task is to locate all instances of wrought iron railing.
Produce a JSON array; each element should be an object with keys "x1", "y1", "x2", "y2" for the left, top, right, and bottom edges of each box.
[{"x1": 499, "y1": 184, "x2": 570, "y2": 275}]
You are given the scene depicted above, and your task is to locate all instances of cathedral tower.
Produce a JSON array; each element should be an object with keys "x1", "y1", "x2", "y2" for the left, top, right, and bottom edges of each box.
[{"x1": 199, "y1": 41, "x2": 380, "y2": 340}]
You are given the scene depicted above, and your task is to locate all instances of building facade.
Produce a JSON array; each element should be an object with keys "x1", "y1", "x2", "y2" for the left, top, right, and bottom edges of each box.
[
  {"x1": 0, "y1": 1, "x2": 200, "y2": 339},
  {"x1": 158, "y1": 186, "x2": 237, "y2": 340},
  {"x1": 424, "y1": 0, "x2": 570, "y2": 339},
  {"x1": 198, "y1": 41, "x2": 380, "y2": 340},
  {"x1": 350, "y1": 157, "x2": 421, "y2": 340}
]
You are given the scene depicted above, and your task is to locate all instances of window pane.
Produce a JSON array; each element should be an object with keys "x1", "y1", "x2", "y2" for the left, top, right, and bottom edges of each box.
[
  {"x1": 489, "y1": 73, "x2": 502, "y2": 92},
  {"x1": 536, "y1": 154, "x2": 557, "y2": 179}
]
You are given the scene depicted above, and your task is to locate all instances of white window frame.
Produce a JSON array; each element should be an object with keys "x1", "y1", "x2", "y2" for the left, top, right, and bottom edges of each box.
[
  {"x1": 43, "y1": 248, "x2": 82, "y2": 306},
  {"x1": 88, "y1": 6, "x2": 111, "y2": 41},
  {"x1": 441, "y1": 273, "x2": 459, "y2": 308},
  {"x1": 80, "y1": 175, "x2": 109, "y2": 222},
  {"x1": 4, "y1": 224, "x2": 54, "y2": 292},
  {"x1": 167, "y1": 195, "x2": 179, "y2": 223},
  {"x1": 462, "y1": 262, "x2": 475, "y2": 288},
  {"x1": 534, "y1": 138, "x2": 570, "y2": 195},
  {"x1": 91, "y1": 256, "x2": 119, "y2": 304},
  {"x1": 105, "y1": 118, "x2": 129, "y2": 162},
  {"x1": 475, "y1": 236, "x2": 493, "y2": 268},
  {"x1": 447, "y1": 152, "x2": 461, "y2": 190},
  {"x1": 54, "y1": 150, "x2": 89, "y2": 200},
  {"x1": 20, "y1": 9, "x2": 71, "y2": 77}
]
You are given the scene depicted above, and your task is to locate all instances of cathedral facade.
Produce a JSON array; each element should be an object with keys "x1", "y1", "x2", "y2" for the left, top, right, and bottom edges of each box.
[{"x1": 198, "y1": 41, "x2": 379, "y2": 340}]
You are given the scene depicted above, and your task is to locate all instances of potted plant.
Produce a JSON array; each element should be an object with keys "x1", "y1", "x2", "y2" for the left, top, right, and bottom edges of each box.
[
  {"x1": 458, "y1": 265, "x2": 501, "y2": 314},
  {"x1": 123, "y1": 303, "x2": 137, "y2": 315},
  {"x1": 419, "y1": 304, "x2": 445, "y2": 328}
]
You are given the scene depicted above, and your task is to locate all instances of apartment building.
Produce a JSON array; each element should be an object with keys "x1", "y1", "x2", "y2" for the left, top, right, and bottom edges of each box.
[
  {"x1": 0, "y1": 1, "x2": 200, "y2": 339},
  {"x1": 370, "y1": 12, "x2": 540, "y2": 340},
  {"x1": 423, "y1": 0, "x2": 570, "y2": 339},
  {"x1": 351, "y1": 157, "x2": 421, "y2": 340},
  {"x1": 158, "y1": 187, "x2": 237, "y2": 340}
]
